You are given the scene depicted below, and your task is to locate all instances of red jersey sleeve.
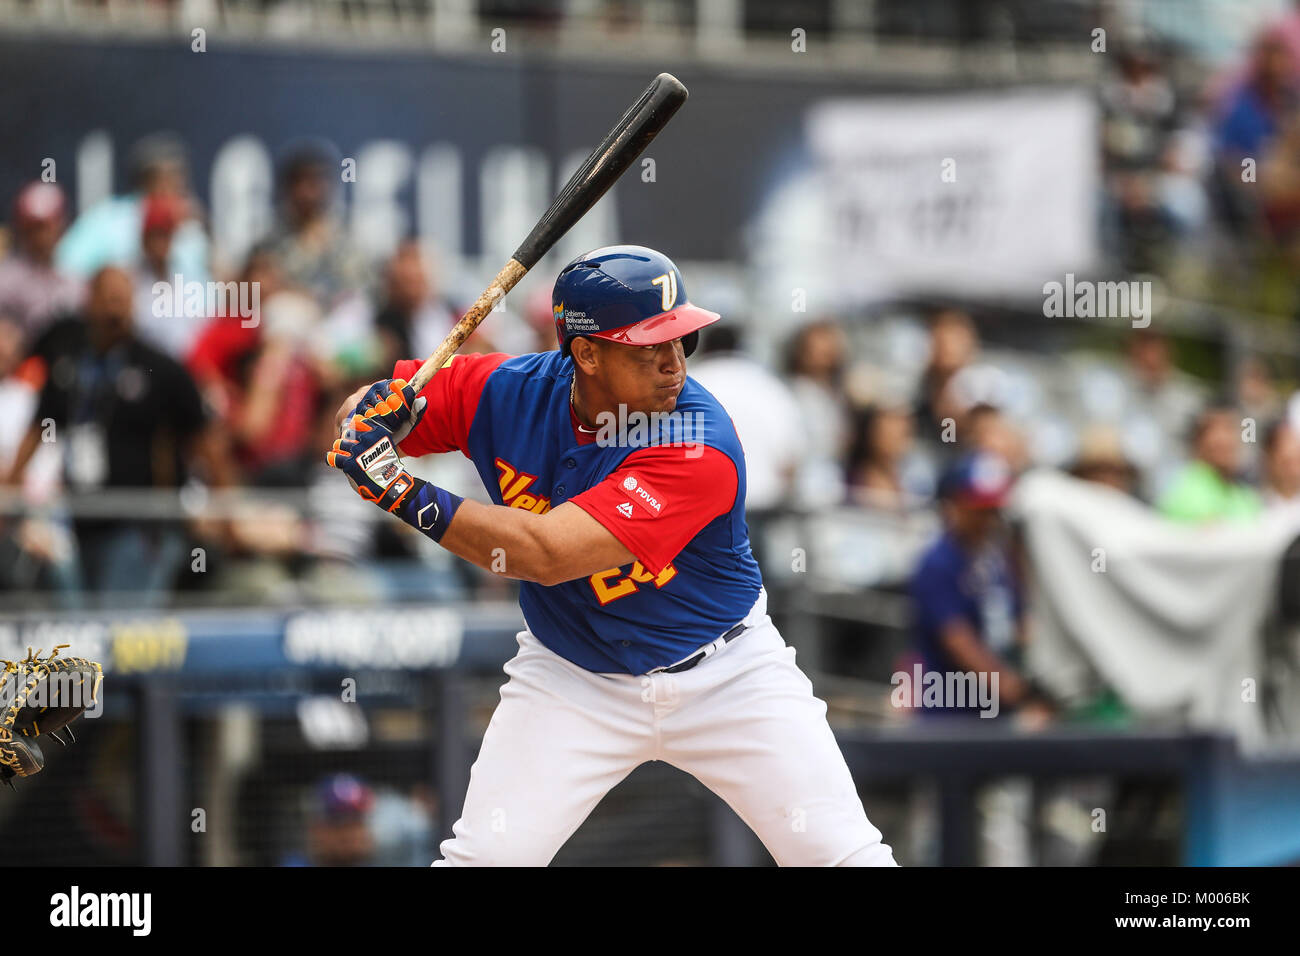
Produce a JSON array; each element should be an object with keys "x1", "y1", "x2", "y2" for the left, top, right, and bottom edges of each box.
[
  {"x1": 393, "y1": 352, "x2": 510, "y2": 458},
  {"x1": 570, "y1": 445, "x2": 739, "y2": 576}
]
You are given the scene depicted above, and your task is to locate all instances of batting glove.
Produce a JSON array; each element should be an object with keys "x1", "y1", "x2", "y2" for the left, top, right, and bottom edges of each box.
[
  {"x1": 327, "y1": 413, "x2": 462, "y2": 541},
  {"x1": 348, "y1": 378, "x2": 427, "y2": 446}
]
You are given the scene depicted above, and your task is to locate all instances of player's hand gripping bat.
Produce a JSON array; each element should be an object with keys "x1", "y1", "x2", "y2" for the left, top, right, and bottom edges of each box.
[{"x1": 404, "y1": 72, "x2": 689, "y2": 395}]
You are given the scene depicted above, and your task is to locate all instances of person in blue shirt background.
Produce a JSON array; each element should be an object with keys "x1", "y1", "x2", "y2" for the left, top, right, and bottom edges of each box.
[{"x1": 907, "y1": 453, "x2": 1053, "y2": 722}]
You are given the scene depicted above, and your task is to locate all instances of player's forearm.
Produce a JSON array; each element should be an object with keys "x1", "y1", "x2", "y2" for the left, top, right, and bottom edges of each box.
[
  {"x1": 327, "y1": 385, "x2": 632, "y2": 585},
  {"x1": 438, "y1": 500, "x2": 566, "y2": 585},
  {"x1": 436, "y1": 499, "x2": 636, "y2": 585}
]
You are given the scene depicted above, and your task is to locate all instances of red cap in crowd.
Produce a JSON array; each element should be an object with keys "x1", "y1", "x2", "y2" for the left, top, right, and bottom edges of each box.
[
  {"x1": 142, "y1": 194, "x2": 184, "y2": 235},
  {"x1": 13, "y1": 182, "x2": 66, "y2": 225}
]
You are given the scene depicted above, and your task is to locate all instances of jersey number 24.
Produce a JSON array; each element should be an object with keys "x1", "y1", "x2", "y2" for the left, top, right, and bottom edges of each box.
[{"x1": 589, "y1": 561, "x2": 677, "y2": 605}]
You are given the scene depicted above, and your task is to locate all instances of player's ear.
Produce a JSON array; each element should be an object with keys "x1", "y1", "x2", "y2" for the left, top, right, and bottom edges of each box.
[{"x1": 570, "y1": 336, "x2": 600, "y2": 375}]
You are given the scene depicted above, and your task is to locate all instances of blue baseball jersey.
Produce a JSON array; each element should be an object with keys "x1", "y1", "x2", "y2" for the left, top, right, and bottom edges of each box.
[{"x1": 394, "y1": 350, "x2": 764, "y2": 675}]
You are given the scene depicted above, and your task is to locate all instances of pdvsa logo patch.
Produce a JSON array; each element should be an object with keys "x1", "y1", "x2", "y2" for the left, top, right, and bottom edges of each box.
[{"x1": 620, "y1": 473, "x2": 664, "y2": 517}]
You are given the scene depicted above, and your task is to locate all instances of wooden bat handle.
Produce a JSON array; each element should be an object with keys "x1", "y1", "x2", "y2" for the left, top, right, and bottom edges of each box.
[{"x1": 405, "y1": 258, "x2": 528, "y2": 394}]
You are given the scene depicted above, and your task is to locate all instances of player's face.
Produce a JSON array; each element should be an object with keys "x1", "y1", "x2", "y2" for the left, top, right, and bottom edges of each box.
[{"x1": 590, "y1": 338, "x2": 687, "y2": 414}]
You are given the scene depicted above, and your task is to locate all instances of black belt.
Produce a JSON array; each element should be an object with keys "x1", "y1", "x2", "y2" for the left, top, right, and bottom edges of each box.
[{"x1": 658, "y1": 621, "x2": 748, "y2": 674}]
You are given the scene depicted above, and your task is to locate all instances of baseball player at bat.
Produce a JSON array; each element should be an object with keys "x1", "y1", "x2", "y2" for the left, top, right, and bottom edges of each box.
[{"x1": 328, "y1": 244, "x2": 897, "y2": 866}]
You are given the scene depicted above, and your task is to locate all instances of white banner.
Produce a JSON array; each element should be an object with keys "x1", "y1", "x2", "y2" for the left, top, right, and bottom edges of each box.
[{"x1": 760, "y1": 89, "x2": 1099, "y2": 304}]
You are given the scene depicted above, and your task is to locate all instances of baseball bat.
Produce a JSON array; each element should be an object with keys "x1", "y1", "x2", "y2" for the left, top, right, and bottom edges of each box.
[{"x1": 405, "y1": 71, "x2": 689, "y2": 394}]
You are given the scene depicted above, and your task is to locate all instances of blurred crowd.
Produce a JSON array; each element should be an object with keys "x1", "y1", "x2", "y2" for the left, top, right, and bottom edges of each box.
[
  {"x1": 1100, "y1": 0, "x2": 1300, "y2": 315},
  {"x1": 0, "y1": 139, "x2": 551, "y2": 609}
]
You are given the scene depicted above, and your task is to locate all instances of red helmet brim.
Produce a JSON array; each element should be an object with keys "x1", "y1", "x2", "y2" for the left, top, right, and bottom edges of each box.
[{"x1": 589, "y1": 303, "x2": 721, "y2": 348}]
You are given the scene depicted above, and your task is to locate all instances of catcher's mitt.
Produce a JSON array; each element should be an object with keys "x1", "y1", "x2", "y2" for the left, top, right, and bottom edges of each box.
[{"x1": 0, "y1": 645, "x2": 102, "y2": 786}]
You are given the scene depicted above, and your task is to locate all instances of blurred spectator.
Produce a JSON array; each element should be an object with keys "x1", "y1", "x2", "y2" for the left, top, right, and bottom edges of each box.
[
  {"x1": 914, "y1": 307, "x2": 978, "y2": 454},
  {"x1": 5, "y1": 267, "x2": 231, "y2": 604},
  {"x1": 131, "y1": 193, "x2": 204, "y2": 360},
  {"x1": 783, "y1": 318, "x2": 850, "y2": 506},
  {"x1": 907, "y1": 454, "x2": 1047, "y2": 721},
  {"x1": 690, "y1": 325, "x2": 804, "y2": 513},
  {"x1": 1158, "y1": 404, "x2": 1261, "y2": 522},
  {"x1": 193, "y1": 284, "x2": 325, "y2": 487},
  {"x1": 0, "y1": 183, "x2": 83, "y2": 339},
  {"x1": 187, "y1": 247, "x2": 279, "y2": 420},
  {"x1": 1124, "y1": 329, "x2": 1204, "y2": 452},
  {"x1": 845, "y1": 403, "x2": 925, "y2": 511},
  {"x1": 264, "y1": 143, "x2": 368, "y2": 308},
  {"x1": 187, "y1": 247, "x2": 327, "y2": 485},
  {"x1": 1101, "y1": 47, "x2": 1177, "y2": 171},
  {"x1": 1262, "y1": 419, "x2": 1300, "y2": 522},
  {"x1": 186, "y1": 247, "x2": 392, "y2": 602},
  {"x1": 1234, "y1": 354, "x2": 1283, "y2": 476},
  {"x1": 1236, "y1": 354, "x2": 1284, "y2": 425},
  {"x1": 55, "y1": 133, "x2": 209, "y2": 285},
  {"x1": 373, "y1": 240, "x2": 461, "y2": 371},
  {"x1": 0, "y1": 315, "x2": 56, "y2": 495},
  {"x1": 1155, "y1": 126, "x2": 1213, "y2": 240},
  {"x1": 369, "y1": 785, "x2": 437, "y2": 867},
  {"x1": 0, "y1": 313, "x2": 77, "y2": 601},
  {"x1": 962, "y1": 402, "x2": 1028, "y2": 473},
  {"x1": 1251, "y1": 87, "x2": 1300, "y2": 256},
  {"x1": 282, "y1": 774, "x2": 376, "y2": 867},
  {"x1": 1100, "y1": 46, "x2": 1180, "y2": 268},
  {"x1": 1068, "y1": 424, "x2": 1140, "y2": 497},
  {"x1": 1216, "y1": 27, "x2": 1298, "y2": 165},
  {"x1": 1214, "y1": 28, "x2": 1299, "y2": 235}
]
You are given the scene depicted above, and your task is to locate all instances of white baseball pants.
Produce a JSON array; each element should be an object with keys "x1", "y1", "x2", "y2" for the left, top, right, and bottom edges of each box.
[{"x1": 433, "y1": 589, "x2": 898, "y2": 867}]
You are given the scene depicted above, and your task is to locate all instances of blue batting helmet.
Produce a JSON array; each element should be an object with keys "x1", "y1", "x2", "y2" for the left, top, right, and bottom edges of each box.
[{"x1": 552, "y1": 245, "x2": 720, "y2": 357}]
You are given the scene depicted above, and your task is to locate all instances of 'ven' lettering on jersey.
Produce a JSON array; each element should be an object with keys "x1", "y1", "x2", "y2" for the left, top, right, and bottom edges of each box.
[{"x1": 496, "y1": 458, "x2": 554, "y2": 514}]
